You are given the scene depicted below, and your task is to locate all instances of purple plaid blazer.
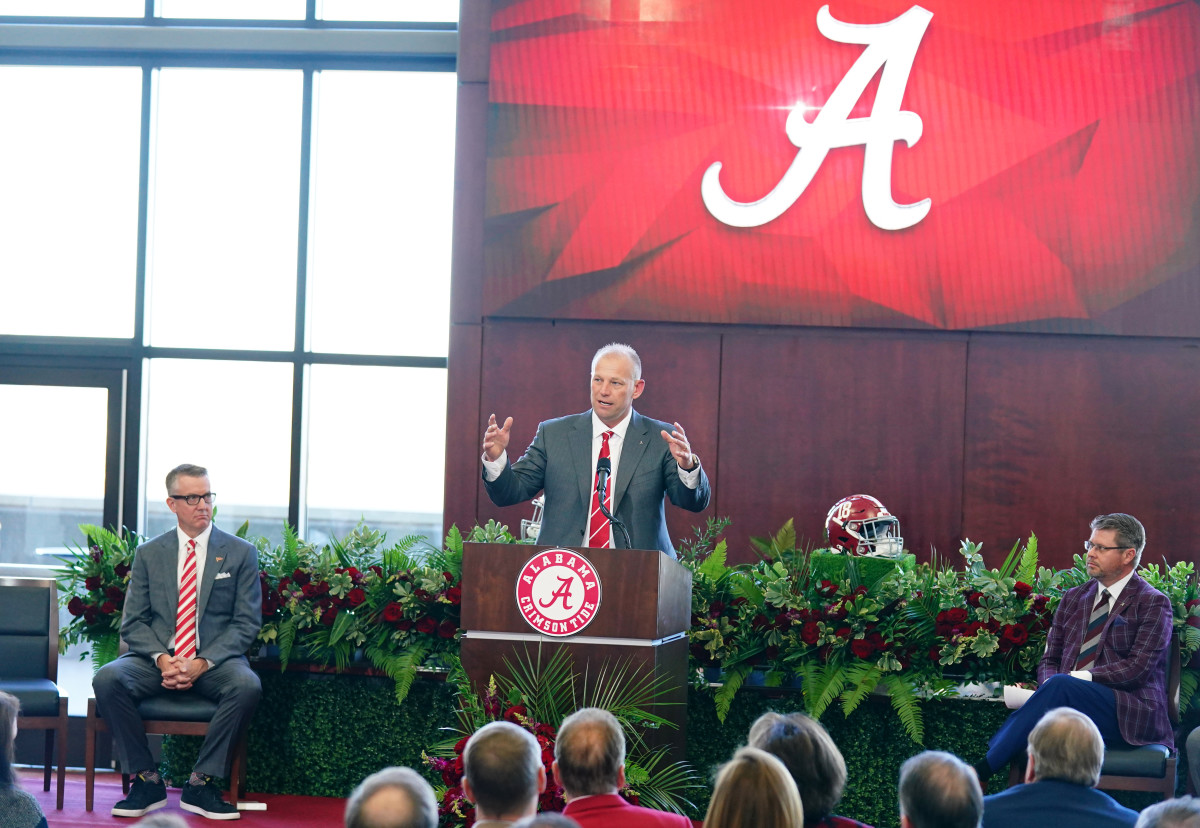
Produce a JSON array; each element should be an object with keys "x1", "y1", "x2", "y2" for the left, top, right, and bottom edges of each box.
[{"x1": 1038, "y1": 573, "x2": 1173, "y2": 749}]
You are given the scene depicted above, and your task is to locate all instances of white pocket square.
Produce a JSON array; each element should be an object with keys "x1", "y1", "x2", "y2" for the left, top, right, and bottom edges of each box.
[{"x1": 214, "y1": 571, "x2": 232, "y2": 580}]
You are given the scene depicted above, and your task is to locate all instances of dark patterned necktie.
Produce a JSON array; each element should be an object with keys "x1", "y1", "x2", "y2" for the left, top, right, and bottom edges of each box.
[{"x1": 1074, "y1": 588, "x2": 1111, "y2": 671}]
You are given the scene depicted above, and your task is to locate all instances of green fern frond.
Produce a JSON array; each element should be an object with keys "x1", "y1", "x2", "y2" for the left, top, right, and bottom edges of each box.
[
  {"x1": 713, "y1": 664, "x2": 752, "y2": 723},
  {"x1": 697, "y1": 540, "x2": 729, "y2": 580},
  {"x1": 839, "y1": 662, "x2": 882, "y2": 716},
  {"x1": 277, "y1": 616, "x2": 299, "y2": 671},
  {"x1": 802, "y1": 662, "x2": 847, "y2": 720},
  {"x1": 1015, "y1": 535, "x2": 1039, "y2": 586},
  {"x1": 881, "y1": 673, "x2": 924, "y2": 744},
  {"x1": 1179, "y1": 668, "x2": 1197, "y2": 713}
]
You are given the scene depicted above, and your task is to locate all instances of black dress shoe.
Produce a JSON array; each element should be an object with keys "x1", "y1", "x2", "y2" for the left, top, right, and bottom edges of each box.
[
  {"x1": 111, "y1": 774, "x2": 168, "y2": 818},
  {"x1": 181, "y1": 779, "x2": 240, "y2": 820}
]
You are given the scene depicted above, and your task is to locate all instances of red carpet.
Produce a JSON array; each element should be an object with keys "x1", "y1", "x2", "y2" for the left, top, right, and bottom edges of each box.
[{"x1": 20, "y1": 770, "x2": 346, "y2": 827}]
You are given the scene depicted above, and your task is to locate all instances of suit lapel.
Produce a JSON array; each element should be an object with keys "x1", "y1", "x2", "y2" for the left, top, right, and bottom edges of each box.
[
  {"x1": 613, "y1": 411, "x2": 651, "y2": 511},
  {"x1": 155, "y1": 532, "x2": 181, "y2": 618},
  {"x1": 570, "y1": 413, "x2": 593, "y2": 508},
  {"x1": 197, "y1": 527, "x2": 225, "y2": 620}
]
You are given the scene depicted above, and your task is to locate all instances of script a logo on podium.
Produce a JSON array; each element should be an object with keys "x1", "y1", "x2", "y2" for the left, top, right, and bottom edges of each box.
[{"x1": 515, "y1": 549, "x2": 603, "y2": 637}]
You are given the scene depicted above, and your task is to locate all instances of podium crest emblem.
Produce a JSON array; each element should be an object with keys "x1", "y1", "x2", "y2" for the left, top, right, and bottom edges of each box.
[{"x1": 514, "y1": 549, "x2": 603, "y2": 637}]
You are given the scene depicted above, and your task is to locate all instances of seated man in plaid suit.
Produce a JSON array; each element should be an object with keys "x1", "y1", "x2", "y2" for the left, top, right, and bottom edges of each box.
[{"x1": 975, "y1": 513, "x2": 1173, "y2": 780}]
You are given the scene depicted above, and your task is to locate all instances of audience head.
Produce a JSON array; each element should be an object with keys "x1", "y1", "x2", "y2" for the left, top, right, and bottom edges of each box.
[
  {"x1": 749, "y1": 710, "x2": 846, "y2": 825},
  {"x1": 511, "y1": 813, "x2": 582, "y2": 828},
  {"x1": 553, "y1": 708, "x2": 626, "y2": 798},
  {"x1": 1137, "y1": 797, "x2": 1200, "y2": 828},
  {"x1": 898, "y1": 751, "x2": 982, "y2": 828},
  {"x1": 1026, "y1": 707, "x2": 1104, "y2": 787},
  {"x1": 704, "y1": 746, "x2": 804, "y2": 828},
  {"x1": 1, "y1": 689, "x2": 19, "y2": 789},
  {"x1": 463, "y1": 721, "x2": 546, "y2": 820},
  {"x1": 345, "y1": 766, "x2": 438, "y2": 828},
  {"x1": 133, "y1": 814, "x2": 190, "y2": 828}
]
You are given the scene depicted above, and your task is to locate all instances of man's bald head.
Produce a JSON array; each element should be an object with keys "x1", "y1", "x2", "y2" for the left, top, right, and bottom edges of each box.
[{"x1": 345, "y1": 767, "x2": 437, "y2": 828}]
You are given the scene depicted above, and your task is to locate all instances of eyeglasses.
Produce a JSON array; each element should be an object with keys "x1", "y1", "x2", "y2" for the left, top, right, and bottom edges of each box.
[
  {"x1": 169, "y1": 492, "x2": 216, "y2": 506},
  {"x1": 1082, "y1": 541, "x2": 1130, "y2": 553}
]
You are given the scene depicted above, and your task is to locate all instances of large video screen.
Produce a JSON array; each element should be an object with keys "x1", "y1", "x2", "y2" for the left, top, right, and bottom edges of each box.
[{"x1": 483, "y1": 1, "x2": 1200, "y2": 335}]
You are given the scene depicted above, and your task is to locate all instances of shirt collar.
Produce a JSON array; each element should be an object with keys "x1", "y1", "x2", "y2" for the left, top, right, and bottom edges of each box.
[
  {"x1": 1100, "y1": 570, "x2": 1134, "y2": 606},
  {"x1": 592, "y1": 410, "x2": 632, "y2": 440},
  {"x1": 177, "y1": 522, "x2": 214, "y2": 551}
]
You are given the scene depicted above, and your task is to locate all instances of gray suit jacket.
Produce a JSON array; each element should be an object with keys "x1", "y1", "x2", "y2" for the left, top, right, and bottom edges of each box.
[
  {"x1": 483, "y1": 410, "x2": 711, "y2": 557},
  {"x1": 121, "y1": 525, "x2": 262, "y2": 667}
]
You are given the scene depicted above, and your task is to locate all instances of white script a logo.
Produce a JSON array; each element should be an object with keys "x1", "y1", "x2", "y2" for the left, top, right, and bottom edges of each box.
[{"x1": 702, "y1": 5, "x2": 933, "y2": 232}]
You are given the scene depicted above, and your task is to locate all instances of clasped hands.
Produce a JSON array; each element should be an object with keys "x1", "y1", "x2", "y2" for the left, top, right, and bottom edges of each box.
[{"x1": 156, "y1": 653, "x2": 209, "y2": 690}]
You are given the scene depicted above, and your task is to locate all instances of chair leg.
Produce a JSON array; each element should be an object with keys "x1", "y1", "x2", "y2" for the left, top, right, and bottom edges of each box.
[
  {"x1": 85, "y1": 699, "x2": 97, "y2": 812},
  {"x1": 56, "y1": 698, "x2": 68, "y2": 809},
  {"x1": 42, "y1": 729, "x2": 53, "y2": 791}
]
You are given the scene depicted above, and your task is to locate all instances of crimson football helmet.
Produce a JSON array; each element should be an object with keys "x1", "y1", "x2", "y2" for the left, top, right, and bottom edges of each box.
[{"x1": 825, "y1": 494, "x2": 904, "y2": 558}]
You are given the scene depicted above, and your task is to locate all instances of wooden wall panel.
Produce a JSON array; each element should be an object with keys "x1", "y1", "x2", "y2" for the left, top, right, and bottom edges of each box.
[
  {"x1": 472, "y1": 321, "x2": 721, "y2": 548},
  {"x1": 963, "y1": 335, "x2": 1200, "y2": 570},
  {"x1": 717, "y1": 330, "x2": 969, "y2": 563}
]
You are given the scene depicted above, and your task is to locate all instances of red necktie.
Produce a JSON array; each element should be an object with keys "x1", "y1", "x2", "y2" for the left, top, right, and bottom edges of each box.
[
  {"x1": 587, "y1": 431, "x2": 615, "y2": 548},
  {"x1": 175, "y1": 539, "x2": 198, "y2": 661}
]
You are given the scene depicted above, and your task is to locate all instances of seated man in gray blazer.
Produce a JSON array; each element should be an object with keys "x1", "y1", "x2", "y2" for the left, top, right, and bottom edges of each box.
[
  {"x1": 481, "y1": 343, "x2": 710, "y2": 557},
  {"x1": 93, "y1": 464, "x2": 262, "y2": 821}
]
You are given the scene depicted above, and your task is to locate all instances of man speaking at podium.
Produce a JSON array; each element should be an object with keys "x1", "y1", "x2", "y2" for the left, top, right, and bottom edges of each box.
[{"x1": 481, "y1": 343, "x2": 710, "y2": 557}]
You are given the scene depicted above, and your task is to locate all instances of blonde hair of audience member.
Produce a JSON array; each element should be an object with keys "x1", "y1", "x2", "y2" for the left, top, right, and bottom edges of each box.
[
  {"x1": 133, "y1": 813, "x2": 190, "y2": 828},
  {"x1": 1137, "y1": 796, "x2": 1200, "y2": 828},
  {"x1": 1, "y1": 690, "x2": 48, "y2": 828},
  {"x1": 345, "y1": 766, "x2": 438, "y2": 828},
  {"x1": 0, "y1": 690, "x2": 18, "y2": 790},
  {"x1": 749, "y1": 711, "x2": 848, "y2": 825},
  {"x1": 897, "y1": 751, "x2": 981, "y2": 828},
  {"x1": 1025, "y1": 707, "x2": 1104, "y2": 787},
  {"x1": 704, "y1": 746, "x2": 805, "y2": 828}
]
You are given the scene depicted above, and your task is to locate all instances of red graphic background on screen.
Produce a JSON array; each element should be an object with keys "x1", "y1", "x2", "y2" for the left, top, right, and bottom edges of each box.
[{"x1": 484, "y1": 1, "x2": 1200, "y2": 334}]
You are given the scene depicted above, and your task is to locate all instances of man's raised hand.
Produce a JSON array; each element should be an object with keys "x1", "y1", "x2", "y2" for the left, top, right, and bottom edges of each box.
[{"x1": 482, "y1": 413, "x2": 514, "y2": 462}]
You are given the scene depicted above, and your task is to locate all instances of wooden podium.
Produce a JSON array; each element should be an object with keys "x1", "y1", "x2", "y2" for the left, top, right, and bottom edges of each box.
[{"x1": 460, "y1": 543, "x2": 693, "y2": 758}]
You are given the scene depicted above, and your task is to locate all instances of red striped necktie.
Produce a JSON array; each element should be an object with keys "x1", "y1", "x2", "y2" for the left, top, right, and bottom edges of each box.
[
  {"x1": 587, "y1": 430, "x2": 615, "y2": 548},
  {"x1": 175, "y1": 539, "x2": 198, "y2": 661}
]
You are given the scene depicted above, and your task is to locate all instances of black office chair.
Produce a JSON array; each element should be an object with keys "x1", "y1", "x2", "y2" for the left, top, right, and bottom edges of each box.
[{"x1": 0, "y1": 576, "x2": 68, "y2": 809}]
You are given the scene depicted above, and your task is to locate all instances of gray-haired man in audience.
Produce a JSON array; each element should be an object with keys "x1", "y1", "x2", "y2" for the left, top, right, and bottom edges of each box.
[
  {"x1": 899, "y1": 751, "x2": 982, "y2": 828},
  {"x1": 344, "y1": 767, "x2": 438, "y2": 828},
  {"x1": 463, "y1": 721, "x2": 547, "y2": 826},
  {"x1": 982, "y1": 707, "x2": 1136, "y2": 828},
  {"x1": 1137, "y1": 797, "x2": 1200, "y2": 828}
]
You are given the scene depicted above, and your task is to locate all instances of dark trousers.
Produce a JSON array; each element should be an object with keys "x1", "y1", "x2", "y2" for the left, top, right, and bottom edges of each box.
[
  {"x1": 985, "y1": 673, "x2": 1129, "y2": 771},
  {"x1": 93, "y1": 653, "x2": 261, "y2": 778}
]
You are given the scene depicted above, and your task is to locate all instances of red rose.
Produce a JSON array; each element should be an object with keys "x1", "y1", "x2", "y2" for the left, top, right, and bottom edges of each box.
[
  {"x1": 929, "y1": 646, "x2": 942, "y2": 663},
  {"x1": 114, "y1": 562, "x2": 130, "y2": 578},
  {"x1": 85, "y1": 575, "x2": 103, "y2": 591},
  {"x1": 453, "y1": 736, "x2": 470, "y2": 754},
  {"x1": 708, "y1": 601, "x2": 726, "y2": 615},
  {"x1": 800, "y1": 621, "x2": 821, "y2": 645},
  {"x1": 397, "y1": 618, "x2": 414, "y2": 631},
  {"x1": 1014, "y1": 581, "x2": 1033, "y2": 599},
  {"x1": 835, "y1": 627, "x2": 852, "y2": 640},
  {"x1": 446, "y1": 586, "x2": 462, "y2": 605},
  {"x1": 503, "y1": 704, "x2": 527, "y2": 723},
  {"x1": 1032, "y1": 595, "x2": 1049, "y2": 612},
  {"x1": 817, "y1": 580, "x2": 839, "y2": 598},
  {"x1": 1186, "y1": 598, "x2": 1200, "y2": 609},
  {"x1": 416, "y1": 616, "x2": 437, "y2": 634},
  {"x1": 277, "y1": 576, "x2": 291, "y2": 592},
  {"x1": 105, "y1": 586, "x2": 124, "y2": 602},
  {"x1": 320, "y1": 607, "x2": 338, "y2": 626},
  {"x1": 945, "y1": 607, "x2": 969, "y2": 624},
  {"x1": 345, "y1": 567, "x2": 360, "y2": 580},
  {"x1": 965, "y1": 591, "x2": 984, "y2": 608},
  {"x1": 292, "y1": 568, "x2": 310, "y2": 586},
  {"x1": 99, "y1": 601, "x2": 116, "y2": 615},
  {"x1": 867, "y1": 631, "x2": 886, "y2": 649},
  {"x1": 383, "y1": 602, "x2": 404, "y2": 623},
  {"x1": 751, "y1": 613, "x2": 770, "y2": 629},
  {"x1": 84, "y1": 606, "x2": 98, "y2": 624},
  {"x1": 850, "y1": 638, "x2": 875, "y2": 658},
  {"x1": 443, "y1": 571, "x2": 454, "y2": 581},
  {"x1": 1001, "y1": 624, "x2": 1029, "y2": 647},
  {"x1": 347, "y1": 587, "x2": 366, "y2": 606},
  {"x1": 302, "y1": 583, "x2": 319, "y2": 598},
  {"x1": 438, "y1": 619, "x2": 458, "y2": 638},
  {"x1": 67, "y1": 596, "x2": 85, "y2": 616}
]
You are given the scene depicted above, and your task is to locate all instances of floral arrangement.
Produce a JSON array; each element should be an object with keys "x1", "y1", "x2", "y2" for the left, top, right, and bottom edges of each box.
[
  {"x1": 256, "y1": 522, "x2": 489, "y2": 703},
  {"x1": 425, "y1": 649, "x2": 697, "y2": 828},
  {"x1": 54, "y1": 524, "x2": 142, "y2": 669},
  {"x1": 681, "y1": 518, "x2": 1200, "y2": 743}
]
